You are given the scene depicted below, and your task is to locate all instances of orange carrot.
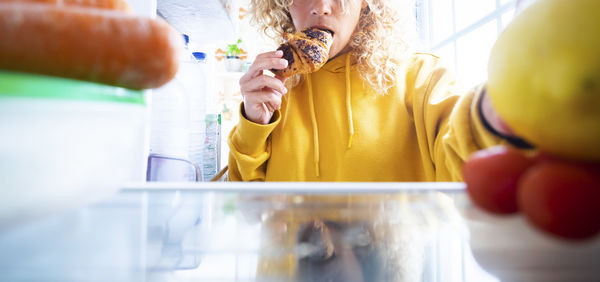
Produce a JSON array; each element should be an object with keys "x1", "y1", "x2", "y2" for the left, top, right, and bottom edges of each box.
[
  {"x1": 0, "y1": 3, "x2": 182, "y2": 90},
  {"x1": 0, "y1": 0, "x2": 132, "y2": 12}
]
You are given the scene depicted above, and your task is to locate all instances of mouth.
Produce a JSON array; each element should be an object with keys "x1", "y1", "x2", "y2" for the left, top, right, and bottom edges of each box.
[{"x1": 314, "y1": 27, "x2": 334, "y2": 37}]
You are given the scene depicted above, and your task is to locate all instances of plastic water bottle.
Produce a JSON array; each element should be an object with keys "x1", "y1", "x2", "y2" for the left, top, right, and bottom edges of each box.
[
  {"x1": 189, "y1": 52, "x2": 220, "y2": 181},
  {"x1": 148, "y1": 34, "x2": 205, "y2": 181},
  {"x1": 188, "y1": 52, "x2": 207, "y2": 165},
  {"x1": 203, "y1": 114, "x2": 221, "y2": 181},
  {"x1": 149, "y1": 65, "x2": 189, "y2": 159},
  {"x1": 178, "y1": 46, "x2": 206, "y2": 175}
]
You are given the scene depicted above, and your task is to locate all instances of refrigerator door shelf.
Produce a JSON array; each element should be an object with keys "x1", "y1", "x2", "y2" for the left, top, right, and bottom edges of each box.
[{"x1": 0, "y1": 182, "x2": 500, "y2": 282}]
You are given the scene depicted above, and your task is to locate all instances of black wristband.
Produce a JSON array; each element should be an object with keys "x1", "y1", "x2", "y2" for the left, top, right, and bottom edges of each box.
[{"x1": 478, "y1": 89, "x2": 535, "y2": 149}]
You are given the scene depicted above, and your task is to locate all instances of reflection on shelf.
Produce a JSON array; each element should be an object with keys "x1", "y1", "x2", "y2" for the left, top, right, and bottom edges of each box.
[{"x1": 0, "y1": 185, "x2": 500, "y2": 282}]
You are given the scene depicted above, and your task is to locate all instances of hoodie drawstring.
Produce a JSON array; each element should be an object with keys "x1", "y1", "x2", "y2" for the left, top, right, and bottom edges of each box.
[
  {"x1": 307, "y1": 74, "x2": 320, "y2": 177},
  {"x1": 345, "y1": 54, "x2": 354, "y2": 149},
  {"x1": 306, "y1": 53, "x2": 355, "y2": 178}
]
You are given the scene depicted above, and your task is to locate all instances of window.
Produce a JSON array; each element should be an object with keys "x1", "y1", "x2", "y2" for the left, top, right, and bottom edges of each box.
[{"x1": 416, "y1": 0, "x2": 518, "y2": 88}]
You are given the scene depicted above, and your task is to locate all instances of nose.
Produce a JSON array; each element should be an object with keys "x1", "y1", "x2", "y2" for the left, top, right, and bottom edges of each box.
[{"x1": 311, "y1": 0, "x2": 332, "y2": 16}]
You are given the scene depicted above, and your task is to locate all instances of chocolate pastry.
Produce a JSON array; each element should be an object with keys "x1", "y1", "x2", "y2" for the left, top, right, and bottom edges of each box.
[{"x1": 271, "y1": 27, "x2": 333, "y2": 77}]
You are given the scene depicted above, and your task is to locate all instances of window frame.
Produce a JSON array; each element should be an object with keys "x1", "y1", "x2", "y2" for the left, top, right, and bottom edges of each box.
[{"x1": 416, "y1": 0, "x2": 517, "y2": 85}]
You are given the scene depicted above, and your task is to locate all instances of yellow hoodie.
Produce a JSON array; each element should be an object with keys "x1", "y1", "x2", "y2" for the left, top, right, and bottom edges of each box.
[{"x1": 228, "y1": 52, "x2": 508, "y2": 181}]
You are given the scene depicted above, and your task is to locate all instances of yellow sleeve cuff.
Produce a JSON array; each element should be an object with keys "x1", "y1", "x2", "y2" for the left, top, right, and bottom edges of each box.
[
  {"x1": 230, "y1": 102, "x2": 281, "y2": 156},
  {"x1": 469, "y1": 84, "x2": 504, "y2": 148}
]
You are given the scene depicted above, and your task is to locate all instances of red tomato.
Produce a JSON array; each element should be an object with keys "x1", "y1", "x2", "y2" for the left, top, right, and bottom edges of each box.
[
  {"x1": 462, "y1": 146, "x2": 536, "y2": 214},
  {"x1": 518, "y1": 161, "x2": 600, "y2": 240},
  {"x1": 534, "y1": 151, "x2": 600, "y2": 172}
]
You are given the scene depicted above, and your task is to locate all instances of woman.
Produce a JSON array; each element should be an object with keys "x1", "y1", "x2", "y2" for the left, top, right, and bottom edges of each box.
[
  {"x1": 229, "y1": 2, "x2": 529, "y2": 279},
  {"x1": 228, "y1": 0, "x2": 522, "y2": 182}
]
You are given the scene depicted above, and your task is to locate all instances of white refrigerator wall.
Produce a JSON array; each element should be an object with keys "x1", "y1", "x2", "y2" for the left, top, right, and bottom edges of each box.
[
  {"x1": 127, "y1": 0, "x2": 157, "y2": 17},
  {"x1": 126, "y1": 0, "x2": 157, "y2": 181}
]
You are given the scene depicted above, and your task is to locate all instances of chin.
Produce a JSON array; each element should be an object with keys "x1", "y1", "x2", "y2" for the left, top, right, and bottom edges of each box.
[{"x1": 328, "y1": 49, "x2": 343, "y2": 60}]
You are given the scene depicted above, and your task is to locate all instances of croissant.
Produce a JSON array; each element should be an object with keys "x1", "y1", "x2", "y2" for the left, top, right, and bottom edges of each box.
[{"x1": 272, "y1": 27, "x2": 333, "y2": 78}]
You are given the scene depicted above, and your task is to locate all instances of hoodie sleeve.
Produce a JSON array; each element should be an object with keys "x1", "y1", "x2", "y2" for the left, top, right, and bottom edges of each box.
[
  {"x1": 227, "y1": 103, "x2": 281, "y2": 181},
  {"x1": 408, "y1": 54, "x2": 514, "y2": 181}
]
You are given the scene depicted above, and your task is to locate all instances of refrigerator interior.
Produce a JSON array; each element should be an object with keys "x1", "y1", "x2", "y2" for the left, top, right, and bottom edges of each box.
[{"x1": 0, "y1": 182, "x2": 498, "y2": 282}]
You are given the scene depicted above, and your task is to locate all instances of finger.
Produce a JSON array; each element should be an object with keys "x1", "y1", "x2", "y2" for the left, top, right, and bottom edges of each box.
[
  {"x1": 264, "y1": 102, "x2": 275, "y2": 113},
  {"x1": 255, "y1": 49, "x2": 283, "y2": 60},
  {"x1": 266, "y1": 95, "x2": 283, "y2": 111},
  {"x1": 250, "y1": 90, "x2": 283, "y2": 110},
  {"x1": 240, "y1": 69, "x2": 262, "y2": 87},
  {"x1": 241, "y1": 75, "x2": 288, "y2": 95},
  {"x1": 266, "y1": 91, "x2": 283, "y2": 110},
  {"x1": 240, "y1": 50, "x2": 284, "y2": 83},
  {"x1": 244, "y1": 57, "x2": 288, "y2": 80},
  {"x1": 245, "y1": 89, "x2": 281, "y2": 105},
  {"x1": 261, "y1": 103, "x2": 275, "y2": 115},
  {"x1": 274, "y1": 74, "x2": 289, "y2": 85}
]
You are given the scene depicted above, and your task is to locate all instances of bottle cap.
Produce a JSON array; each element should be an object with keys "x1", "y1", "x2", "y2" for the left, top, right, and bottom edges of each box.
[{"x1": 192, "y1": 52, "x2": 207, "y2": 61}]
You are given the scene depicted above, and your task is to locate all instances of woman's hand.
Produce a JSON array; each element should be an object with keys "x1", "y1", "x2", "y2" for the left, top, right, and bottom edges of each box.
[
  {"x1": 481, "y1": 91, "x2": 514, "y2": 137},
  {"x1": 239, "y1": 50, "x2": 289, "y2": 125},
  {"x1": 481, "y1": 90, "x2": 535, "y2": 149}
]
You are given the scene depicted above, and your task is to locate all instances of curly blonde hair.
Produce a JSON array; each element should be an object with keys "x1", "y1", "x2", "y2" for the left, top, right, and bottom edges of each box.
[{"x1": 249, "y1": 0, "x2": 417, "y2": 95}]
